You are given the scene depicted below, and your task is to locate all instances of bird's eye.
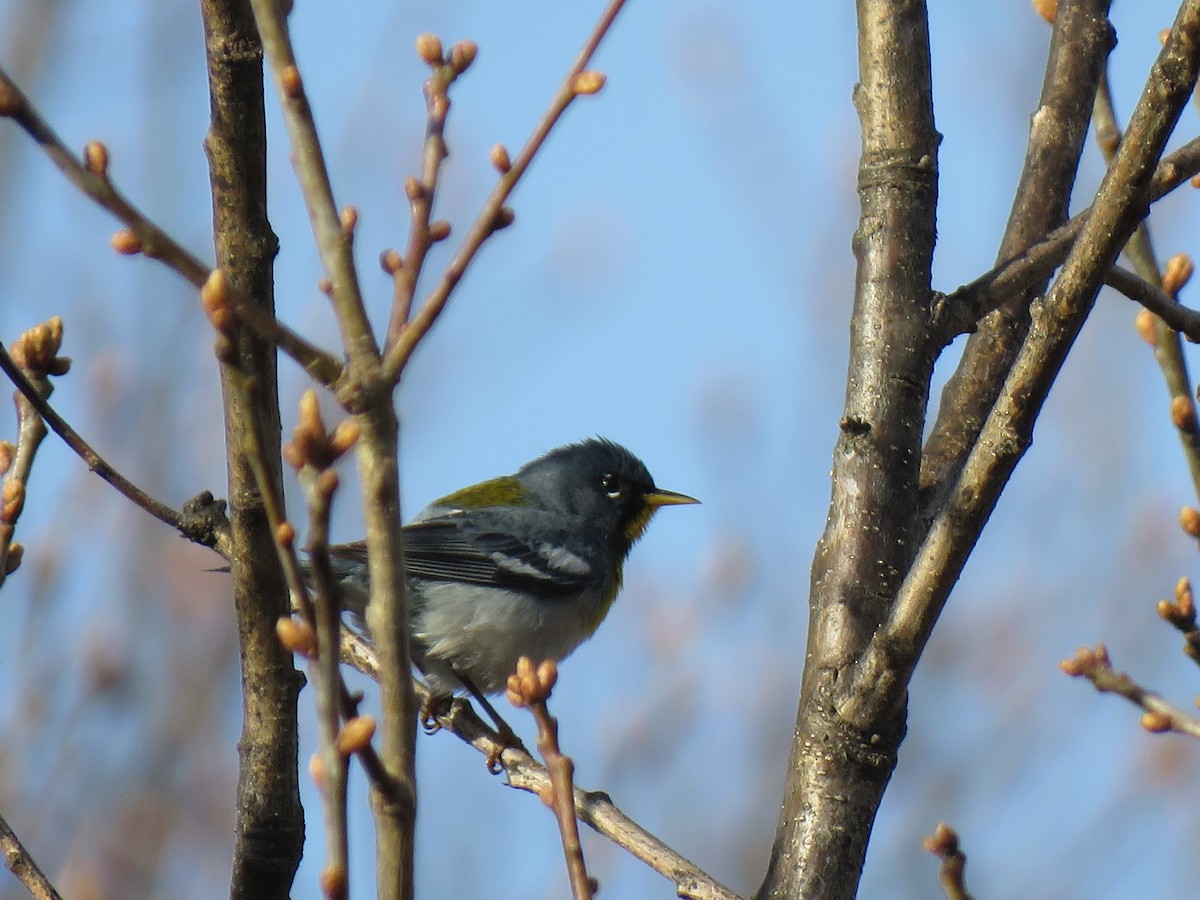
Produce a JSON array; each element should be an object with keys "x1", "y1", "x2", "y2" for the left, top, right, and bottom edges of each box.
[{"x1": 600, "y1": 473, "x2": 621, "y2": 498}]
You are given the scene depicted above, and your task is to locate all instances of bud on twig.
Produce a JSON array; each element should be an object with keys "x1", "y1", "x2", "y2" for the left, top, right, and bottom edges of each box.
[
  {"x1": 336, "y1": 715, "x2": 377, "y2": 755},
  {"x1": 380, "y1": 249, "x2": 403, "y2": 274},
  {"x1": 572, "y1": 71, "x2": 607, "y2": 96},
  {"x1": 1031, "y1": 0, "x2": 1057, "y2": 23},
  {"x1": 1163, "y1": 253, "x2": 1194, "y2": 297},
  {"x1": 416, "y1": 33, "x2": 444, "y2": 66},
  {"x1": 1171, "y1": 395, "x2": 1196, "y2": 433},
  {"x1": 277, "y1": 615, "x2": 319, "y2": 659},
  {"x1": 449, "y1": 40, "x2": 478, "y2": 74},
  {"x1": 281, "y1": 65, "x2": 303, "y2": 100},
  {"x1": 1135, "y1": 309, "x2": 1158, "y2": 345},
  {"x1": 490, "y1": 143, "x2": 512, "y2": 174},
  {"x1": 1180, "y1": 506, "x2": 1200, "y2": 538},
  {"x1": 111, "y1": 229, "x2": 143, "y2": 255},
  {"x1": 83, "y1": 141, "x2": 110, "y2": 177}
]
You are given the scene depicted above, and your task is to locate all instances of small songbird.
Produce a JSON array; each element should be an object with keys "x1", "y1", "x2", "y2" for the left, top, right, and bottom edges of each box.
[{"x1": 328, "y1": 438, "x2": 698, "y2": 712}]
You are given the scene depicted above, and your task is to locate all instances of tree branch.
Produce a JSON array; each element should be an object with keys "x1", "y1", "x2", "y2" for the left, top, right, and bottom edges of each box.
[
  {"x1": 246, "y1": 0, "x2": 375, "y2": 362},
  {"x1": 845, "y1": 0, "x2": 1200, "y2": 729},
  {"x1": 201, "y1": 4, "x2": 305, "y2": 897},
  {"x1": 1061, "y1": 644, "x2": 1200, "y2": 738},
  {"x1": 380, "y1": 0, "x2": 630, "y2": 383},
  {"x1": 0, "y1": 810, "x2": 62, "y2": 900},
  {"x1": 1105, "y1": 264, "x2": 1200, "y2": 340},
  {"x1": 758, "y1": 1, "x2": 940, "y2": 897},
  {"x1": 338, "y1": 630, "x2": 741, "y2": 900},
  {"x1": 0, "y1": 65, "x2": 342, "y2": 387},
  {"x1": 930, "y1": 133, "x2": 1200, "y2": 348},
  {"x1": 921, "y1": 0, "x2": 1114, "y2": 518},
  {"x1": 0, "y1": 339, "x2": 203, "y2": 544},
  {"x1": 1093, "y1": 62, "x2": 1200, "y2": 499}
]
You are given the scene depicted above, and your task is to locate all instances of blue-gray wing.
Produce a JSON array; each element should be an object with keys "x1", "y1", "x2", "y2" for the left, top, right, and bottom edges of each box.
[{"x1": 400, "y1": 514, "x2": 595, "y2": 599}]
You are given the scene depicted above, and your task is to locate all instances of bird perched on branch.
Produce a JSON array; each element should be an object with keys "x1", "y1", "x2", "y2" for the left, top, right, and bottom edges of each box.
[{"x1": 328, "y1": 437, "x2": 698, "y2": 727}]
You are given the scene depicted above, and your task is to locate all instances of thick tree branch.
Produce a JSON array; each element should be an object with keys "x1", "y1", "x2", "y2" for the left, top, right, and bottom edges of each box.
[
  {"x1": 758, "y1": 2, "x2": 939, "y2": 898},
  {"x1": 846, "y1": 0, "x2": 1200, "y2": 728},
  {"x1": 246, "y1": 3, "x2": 418, "y2": 895},
  {"x1": 921, "y1": 0, "x2": 1113, "y2": 518},
  {"x1": 201, "y1": 4, "x2": 305, "y2": 898}
]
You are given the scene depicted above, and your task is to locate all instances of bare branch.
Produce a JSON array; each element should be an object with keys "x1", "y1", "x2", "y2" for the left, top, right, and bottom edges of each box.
[
  {"x1": 923, "y1": 823, "x2": 974, "y2": 900},
  {"x1": 0, "y1": 338, "x2": 200, "y2": 544},
  {"x1": 0, "y1": 66, "x2": 342, "y2": 387},
  {"x1": 1061, "y1": 644, "x2": 1200, "y2": 739},
  {"x1": 921, "y1": 0, "x2": 1114, "y2": 516},
  {"x1": 1094, "y1": 63, "x2": 1200, "y2": 499},
  {"x1": 0, "y1": 811, "x2": 63, "y2": 900},
  {"x1": 507, "y1": 658, "x2": 594, "y2": 900},
  {"x1": 847, "y1": 0, "x2": 1200, "y2": 728},
  {"x1": 338, "y1": 632, "x2": 741, "y2": 900},
  {"x1": 380, "y1": 0, "x2": 630, "y2": 383},
  {"x1": 247, "y1": 0, "x2": 376, "y2": 362},
  {"x1": 932, "y1": 133, "x2": 1200, "y2": 348},
  {"x1": 1105, "y1": 264, "x2": 1200, "y2": 340}
]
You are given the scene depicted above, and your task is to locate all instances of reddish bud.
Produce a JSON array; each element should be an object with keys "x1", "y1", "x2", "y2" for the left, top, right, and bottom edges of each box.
[
  {"x1": 572, "y1": 71, "x2": 607, "y2": 95},
  {"x1": 84, "y1": 141, "x2": 110, "y2": 177},
  {"x1": 336, "y1": 715, "x2": 377, "y2": 755},
  {"x1": 281, "y1": 65, "x2": 303, "y2": 99},
  {"x1": 490, "y1": 143, "x2": 512, "y2": 174},
  {"x1": 1135, "y1": 309, "x2": 1158, "y2": 345},
  {"x1": 416, "y1": 33, "x2": 444, "y2": 66},
  {"x1": 450, "y1": 41, "x2": 478, "y2": 74},
  {"x1": 380, "y1": 249, "x2": 403, "y2": 274},
  {"x1": 111, "y1": 230, "x2": 143, "y2": 255},
  {"x1": 1163, "y1": 254, "x2": 1194, "y2": 297}
]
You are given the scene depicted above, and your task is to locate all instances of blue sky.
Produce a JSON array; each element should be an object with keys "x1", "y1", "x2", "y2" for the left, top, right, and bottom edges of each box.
[{"x1": 2, "y1": 2, "x2": 1200, "y2": 898}]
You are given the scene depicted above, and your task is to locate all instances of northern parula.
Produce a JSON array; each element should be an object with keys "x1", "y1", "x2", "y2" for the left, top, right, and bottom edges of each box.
[{"x1": 328, "y1": 437, "x2": 698, "y2": 703}]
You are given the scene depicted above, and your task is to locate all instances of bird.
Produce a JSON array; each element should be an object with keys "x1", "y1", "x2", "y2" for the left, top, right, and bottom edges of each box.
[{"x1": 327, "y1": 437, "x2": 698, "y2": 723}]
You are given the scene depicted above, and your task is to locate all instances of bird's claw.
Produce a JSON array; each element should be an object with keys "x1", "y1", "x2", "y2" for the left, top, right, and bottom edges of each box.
[{"x1": 419, "y1": 694, "x2": 447, "y2": 734}]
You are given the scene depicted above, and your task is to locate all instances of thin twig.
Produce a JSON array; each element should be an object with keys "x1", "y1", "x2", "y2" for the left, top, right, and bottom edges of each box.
[
  {"x1": 922, "y1": 823, "x2": 973, "y2": 900},
  {"x1": 507, "y1": 659, "x2": 594, "y2": 900},
  {"x1": 0, "y1": 339, "x2": 189, "y2": 536},
  {"x1": 339, "y1": 632, "x2": 742, "y2": 900},
  {"x1": 0, "y1": 67, "x2": 343, "y2": 387},
  {"x1": 1105, "y1": 265, "x2": 1200, "y2": 340},
  {"x1": 933, "y1": 133, "x2": 1200, "y2": 346},
  {"x1": 304, "y1": 466, "x2": 351, "y2": 899},
  {"x1": 246, "y1": 0, "x2": 376, "y2": 363},
  {"x1": 381, "y1": 0, "x2": 631, "y2": 383},
  {"x1": 1094, "y1": 65, "x2": 1200, "y2": 498},
  {"x1": 385, "y1": 37, "x2": 466, "y2": 347},
  {"x1": 0, "y1": 810, "x2": 63, "y2": 900},
  {"x1": 1061, "y1": 644, "x2": 1200, "y2": 738}
]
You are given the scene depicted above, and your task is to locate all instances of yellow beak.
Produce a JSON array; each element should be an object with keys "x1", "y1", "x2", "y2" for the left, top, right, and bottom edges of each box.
[{"x1": 644, "y1": 488, "x2": 701, "y2": 508}]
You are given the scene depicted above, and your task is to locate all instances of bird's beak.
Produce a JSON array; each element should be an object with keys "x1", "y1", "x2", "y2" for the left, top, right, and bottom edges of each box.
[{"x1": 644, "y1": 488, "x2": 700, "y2": 508}]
